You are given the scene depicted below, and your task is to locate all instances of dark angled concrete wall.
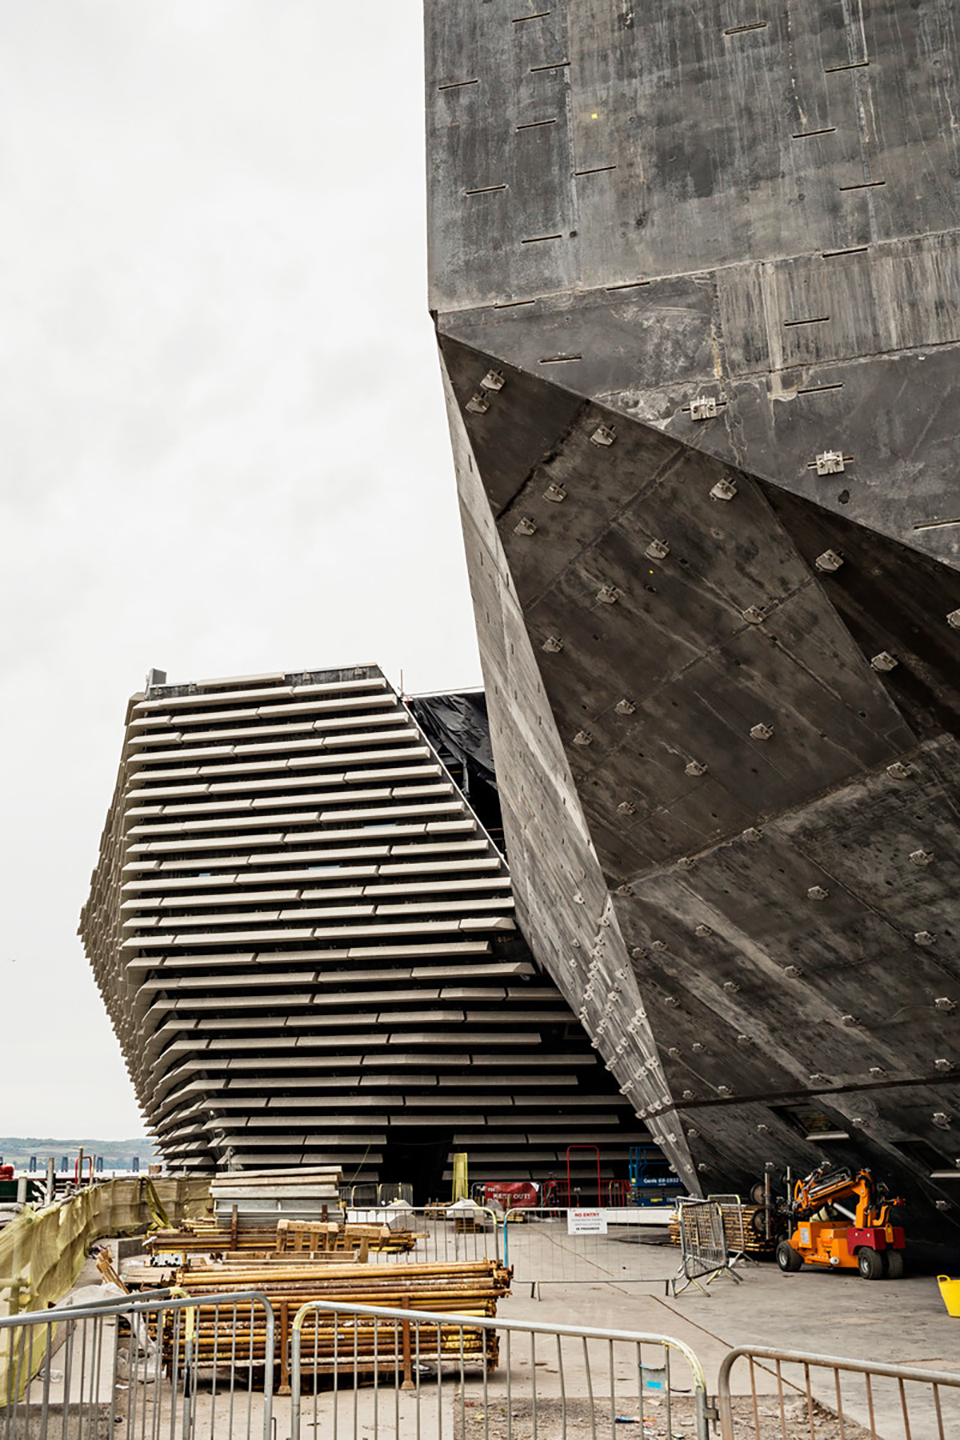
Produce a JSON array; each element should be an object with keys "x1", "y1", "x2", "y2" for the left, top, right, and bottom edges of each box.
[
  {"x1": 427, "y1": 0, "x2": 960, "y2": 1247},
  {"x1": 427, "y1": 1, "x2": 960, "y2": 574}
]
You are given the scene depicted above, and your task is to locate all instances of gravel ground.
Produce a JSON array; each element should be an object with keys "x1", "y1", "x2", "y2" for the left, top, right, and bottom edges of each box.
[{"x1": 452, "y1": 1394, "x2": 875, "y2": 1439}]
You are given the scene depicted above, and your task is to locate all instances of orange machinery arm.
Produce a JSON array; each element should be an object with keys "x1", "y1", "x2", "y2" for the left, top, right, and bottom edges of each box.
[{"x1": 792, "y1": 1166, "x2": 901, "y2": 1228}]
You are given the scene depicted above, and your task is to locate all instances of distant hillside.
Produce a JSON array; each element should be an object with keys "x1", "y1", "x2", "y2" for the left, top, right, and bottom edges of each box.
[{"x1": 0, "y1": 1137, "x2": 159, "y2": 1169}]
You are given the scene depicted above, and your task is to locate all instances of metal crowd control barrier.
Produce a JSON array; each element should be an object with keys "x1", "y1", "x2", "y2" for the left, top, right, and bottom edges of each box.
[
  {"x1": 718, "y1": 1345, "x2": 960, "y2": 1440},
  {"x1": 0, "y1": 1289, "x2": 274, "y2": 1440},
  {"x1": 671, "y1": 1197, "x2": 742, "y2": 1296},
  {"x1": 706, "y1": 1194, "x2": 755, "y2": 1268},
  {"x1": 347, "y1": 1205, "x2": 501, "y2": 1266},
  {"x1": 502, "y1": 1207, "x2": 651, "y2": 1295},
  {"x1": 290, "y1": 1298, "x2": 713, "y2": 1440}
]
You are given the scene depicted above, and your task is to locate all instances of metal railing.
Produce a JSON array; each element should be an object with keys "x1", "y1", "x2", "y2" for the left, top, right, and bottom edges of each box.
[
  {"x1": 0, "y1": 1289, "x2": 274, "y2": 1440},
  {"x1": 346, "y1": 1205, "x2": 501, "y2": 1266},
  {"x1": 502, "y1": 1207, "x2": 652, "y2": 1295},
  {"x1": 671, "y1": 1198, "x2": 742, "y2": 1296},
  {"x1": 705, "y1": 1194, "x2": 756, "y2": 1268},
  {"x1": 291, "y1": 1298, "x2": 712, "y2": 1440},
  {"x1": 8, "y1": 1285, "x2": 957, "y2": 1440},
  {"x1": 718, "y1": 1345, "x2": 960, "y2": 1440}
]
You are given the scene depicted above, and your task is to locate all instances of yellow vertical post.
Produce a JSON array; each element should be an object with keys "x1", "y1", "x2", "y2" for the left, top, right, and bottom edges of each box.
[{"x1": 452, "y1": 1152, "x2": 469, "y2": 1202}]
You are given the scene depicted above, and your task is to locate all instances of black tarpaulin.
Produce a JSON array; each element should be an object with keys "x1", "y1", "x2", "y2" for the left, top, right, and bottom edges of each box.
[{"x1": 407, "y1": 691, "x2": 497, "y2": 791}]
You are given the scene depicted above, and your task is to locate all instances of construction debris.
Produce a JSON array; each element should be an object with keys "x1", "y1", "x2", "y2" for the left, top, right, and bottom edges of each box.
[
  {"x1": 156, "y1": 1258, "x2": 512, "y2": 1390},
  {"x1": 210, "y1": 1167, "x2": 342, "y2": 1225},
  {"x1": 145, "y1": 1216, "x2": 419, "y2": 1259},
  {"x1": 277, "y1": 1218, "x2": 418, "y2": 1255},
  {"x1": 171, "y1": 1256, "x2": 511, "y2": 1313}
]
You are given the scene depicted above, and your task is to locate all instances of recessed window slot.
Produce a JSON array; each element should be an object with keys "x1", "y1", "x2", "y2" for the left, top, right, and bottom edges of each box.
[
  {"x1": 824, "y1": 60, "x2": 869, "y2": 72},
  {"x1": 822, "y1": 246, "x2": 868, "y2": 258},
  {"x1": 438, "y1": 79, "x2": 479, "y2": 91},
  {"x1": 839, "y1": 179, "x2": 885, "y2": 191},
  {"x1": 516, "y1": 118, "x2": 558, "y2": 130},
  {"x1": 724, "y1": 21, "x2": 768, "y2": 34},
  {"x1": 540, "y1": 354, "x2": 582, "y2": 364},
  {"x1": 605, "y1": 279, "x2": 650, "y2": 290},
  {"x1": 784, "y1": 316, "x2": 831, "y2": 327},
  {"x1": 796, "y1": 383, "x2": 844, "y2": 394},
  {"x1": 465, "y1": 184, "x2": 507, "y2": 195},
  {"x1": 530, "y1": 59, "x2": 570, "y2": 71},
  {"x1": 575, "y1": 165, "x2": 617, "y2": 176},
  {"x1": 792, "y1": 127, "x2": 837, "y2": 138},
  {"x1": 513, "y1": 11, "x2": 551, "y2": 20},
  {"x1": 521, "y1": 233, "x2": 562, "y2": 244},
  {"x1": 913, "y1": 518, "x2": 960, "y2": 531},
  {"x1": 494, "y1": 299, "x2": 536, "y2": 309}
]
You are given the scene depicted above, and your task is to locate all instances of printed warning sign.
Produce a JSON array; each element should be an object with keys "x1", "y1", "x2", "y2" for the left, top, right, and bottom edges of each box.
[{"x1": 567, "y1": 1208, "x2": 608, "y2": 1235}]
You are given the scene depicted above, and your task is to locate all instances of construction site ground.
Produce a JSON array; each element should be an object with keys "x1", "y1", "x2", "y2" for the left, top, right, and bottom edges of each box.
[
  {"x1": 494, "y1": 1225, "x2": 959, "y2": 1438},
  {"x1": 501, "y1": 1227, "x2": 958, "y2": 1374},
  {"x1": 41, "y1": 1227, "x2": 959, "y2": 1439}
]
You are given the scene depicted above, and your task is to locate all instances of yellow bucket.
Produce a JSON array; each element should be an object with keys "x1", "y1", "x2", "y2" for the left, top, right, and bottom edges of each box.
[{"x1": 937, "y1": 1276, "x2": 960, "y2": 1317}]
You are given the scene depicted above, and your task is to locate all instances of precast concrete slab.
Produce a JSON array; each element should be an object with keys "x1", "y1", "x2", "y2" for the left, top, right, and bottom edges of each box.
[{"x1": 426, "y1": 0, "x2": 960, "y2": 1254}]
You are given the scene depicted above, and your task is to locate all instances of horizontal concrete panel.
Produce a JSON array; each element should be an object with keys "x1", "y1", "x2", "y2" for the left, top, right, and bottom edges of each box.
[{"x1": 81, "y1": 662, "x2": 645, "y2": 1184}]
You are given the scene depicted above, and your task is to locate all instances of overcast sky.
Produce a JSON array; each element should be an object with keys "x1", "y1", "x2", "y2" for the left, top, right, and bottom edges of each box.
[{"x1": 0, "y1": 2, "x2": 481, "y2": 1140}]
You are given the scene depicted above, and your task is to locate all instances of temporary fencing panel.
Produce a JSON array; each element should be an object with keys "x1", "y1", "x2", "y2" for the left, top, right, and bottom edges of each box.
[
  {"x1": 346, "y1": 1207, "x2": 501, "y2": 1267},
  {"x1": 291, "y1": 1298, "x2": 712, "y2": 1440},
  {"x1": 0, "y1": 1177, "x2": 212, "y2": 1320},
  {"x1": 671, "y1": 1199, "x2": 742, "y2": 1295},
  {"x1": 146, "y1": 1206, "x2": 502, "y2": 1271},
  {"x1": 9, "y1": 1285, "x2": 957, "y2": 1440},
  {"x1": 502, "y1": 1208, "x2": 652, "y2": 1293},
  {"x1": 0, "y1": 1289, "x2": 274, "y2": 1440},
  {"x1": 717, "y1": 1344, "x2": 960, "y2": 1440},
  {"x1": 704, "y1": 1195, "x2": 754, "y2": 1267}
]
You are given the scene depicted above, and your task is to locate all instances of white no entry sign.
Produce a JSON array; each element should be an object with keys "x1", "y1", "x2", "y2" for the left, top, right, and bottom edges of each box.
[{"x1": 568, "y1": 1208, "x2": 608, "y2": 1235}]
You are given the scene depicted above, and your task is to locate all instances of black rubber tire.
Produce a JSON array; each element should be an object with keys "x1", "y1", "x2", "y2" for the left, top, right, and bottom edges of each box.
[
  {"x1": 857, "y1": 1247, "x2": 886, "y2": 1280},
  {"x1": 884, "y1": 1250, "x2": 905, "y2": 1279},
  {"x1": 750, "y1": 1182, "x2": 767, "y2": 1205},
  {"x1": 749, "y1": 1209, "x2": 768, "y2": 1237},
  {"x1": 776, "y1": 1241, "x2": 803, "y2": 1273}
]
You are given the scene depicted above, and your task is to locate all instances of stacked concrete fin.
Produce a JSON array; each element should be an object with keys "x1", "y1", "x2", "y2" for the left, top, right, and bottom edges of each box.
[
  {"x1": 80, "y1": 666, "x2": 647, "y2": 1182},
  {"x1": 426, "y1": 0, "x2": 960, "y2": 1241}
]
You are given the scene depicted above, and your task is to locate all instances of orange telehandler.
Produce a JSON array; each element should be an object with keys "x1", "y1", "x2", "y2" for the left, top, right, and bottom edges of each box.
[{"x1": 776, "y1": 1164, "x2": 905, "y2": 1280}]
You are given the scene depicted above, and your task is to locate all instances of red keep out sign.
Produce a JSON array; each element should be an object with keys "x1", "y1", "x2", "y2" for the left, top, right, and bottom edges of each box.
[{"x1": 483, "y1": 1182, "x2": 539, "y2": 1210}]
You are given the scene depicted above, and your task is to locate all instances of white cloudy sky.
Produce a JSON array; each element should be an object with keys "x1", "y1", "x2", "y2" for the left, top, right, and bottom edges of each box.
[{"x1": 0, "y1": 2, "x2": 480, "y2": 1138}]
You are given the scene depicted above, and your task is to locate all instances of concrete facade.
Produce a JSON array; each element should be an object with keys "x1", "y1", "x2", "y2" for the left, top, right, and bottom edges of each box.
[
  {"x1": 426, "y1": 0, "x2": 960, "y2": 1246},
  {"x1": 80, "y1": 667, "x2": 648, "y2": 1188}
]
